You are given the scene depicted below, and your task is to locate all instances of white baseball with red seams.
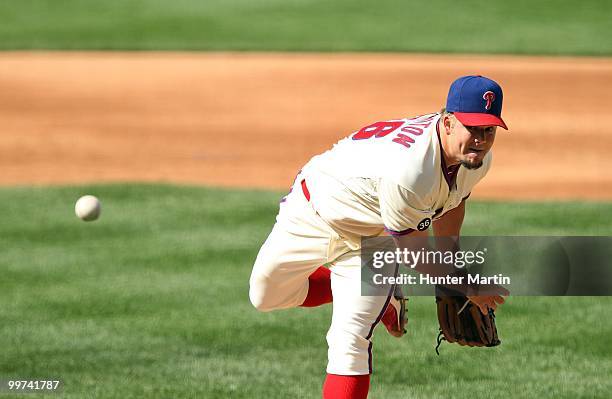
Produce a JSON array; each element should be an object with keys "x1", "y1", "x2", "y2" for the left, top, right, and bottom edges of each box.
[{"x1": 75, "y1": 195, "x2": 101, "y2": 221}]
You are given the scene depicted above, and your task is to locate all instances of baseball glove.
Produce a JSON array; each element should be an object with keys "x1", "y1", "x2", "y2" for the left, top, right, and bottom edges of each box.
[{"x1": 434, "y1": 285, "x2": 500, "y2": 354}]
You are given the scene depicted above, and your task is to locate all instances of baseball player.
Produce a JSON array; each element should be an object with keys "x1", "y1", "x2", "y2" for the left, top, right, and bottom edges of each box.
[{"x1": 249, "y1": 75, "x2": 508, "y2": 398}]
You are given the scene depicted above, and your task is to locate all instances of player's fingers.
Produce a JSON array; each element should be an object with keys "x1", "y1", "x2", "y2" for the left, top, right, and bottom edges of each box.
[
  {"x1": 485, "y1": 297, "x2": 498, "y2": 312},
  {"x1": 494, "y1": 295, "x2": 505, "y2": 305},
  {"x1": 477, "y1": 301, "x2": 490, "y2": 314},
  {"x1": 469, "y1": 296, "x2": 497, "y2": 314}
]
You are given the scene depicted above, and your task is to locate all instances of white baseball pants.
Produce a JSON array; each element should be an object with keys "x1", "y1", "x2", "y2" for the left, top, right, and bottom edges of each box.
[{"x1": 249, "y1": 173, "x2": 395, "y2": 375}]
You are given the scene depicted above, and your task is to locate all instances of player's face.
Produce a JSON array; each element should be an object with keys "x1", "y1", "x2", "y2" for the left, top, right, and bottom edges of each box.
[{"x1": 450, "y1": 117, "x2": 496, "y2": 169}]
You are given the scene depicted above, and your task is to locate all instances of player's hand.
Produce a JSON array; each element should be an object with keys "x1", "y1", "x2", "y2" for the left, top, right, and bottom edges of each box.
[{"x1": 467, "y1": 294, "x2": 506, "y2": 315}]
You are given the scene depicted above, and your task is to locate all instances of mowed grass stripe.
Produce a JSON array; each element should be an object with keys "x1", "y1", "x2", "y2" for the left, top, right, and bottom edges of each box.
[
  {"x1": 0, "y1": 0, "x2": 611, "y2": 55},
  {"x1": 0, "y1": 184, "x2": 611, "y2": 398}
]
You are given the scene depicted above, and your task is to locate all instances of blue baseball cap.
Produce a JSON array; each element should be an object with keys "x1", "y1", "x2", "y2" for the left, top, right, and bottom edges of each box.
[{"x1": 446, "y1": 75, "x2": 507, "y2": 130}]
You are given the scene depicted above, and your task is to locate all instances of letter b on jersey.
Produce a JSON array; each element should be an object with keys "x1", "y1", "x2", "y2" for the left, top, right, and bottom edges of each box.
[{"x1": 352, "y1": 121, "x2": 403, "y2": 140}]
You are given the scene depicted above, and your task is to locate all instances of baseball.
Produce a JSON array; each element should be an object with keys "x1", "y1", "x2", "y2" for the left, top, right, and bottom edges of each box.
[{"x1": 75, "y1": 195, "x2": 101, "y2": 221}]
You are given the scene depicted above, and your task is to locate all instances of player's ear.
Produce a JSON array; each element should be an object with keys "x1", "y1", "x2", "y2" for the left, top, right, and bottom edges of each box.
[{"x1": 442, "y1": 114, "x2": 453, "y2": 135}]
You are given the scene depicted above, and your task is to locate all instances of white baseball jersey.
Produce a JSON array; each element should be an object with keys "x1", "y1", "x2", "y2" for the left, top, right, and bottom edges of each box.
[
  {"x1": 251, "y1": 112, "x2": 493, "y2": 376},
  {"x1": 302, "y1": 113, "x2": 492, "y2": 242}
]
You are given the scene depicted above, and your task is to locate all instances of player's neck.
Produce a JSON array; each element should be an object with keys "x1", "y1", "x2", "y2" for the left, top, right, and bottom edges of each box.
[{"x1": 437, "y1": 119, "x2": 461, "y2": 167}]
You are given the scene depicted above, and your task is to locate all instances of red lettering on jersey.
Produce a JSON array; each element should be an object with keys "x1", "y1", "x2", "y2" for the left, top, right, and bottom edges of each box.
[
  {"x1": 392, "y1": 133, "x2": 416, "y2": 148},
  {"x1": 392, "y1": 114, "x2": 436, "y2": 148},
  {"x1": 400, "y1": 126, "x2": 424, "y2": 135},
  {"x1": 350, "y1": 115, "x2": 436, "y2": 149},
  {"x1": 352, "y1": 121, "x2": 403, "y2": 140}
]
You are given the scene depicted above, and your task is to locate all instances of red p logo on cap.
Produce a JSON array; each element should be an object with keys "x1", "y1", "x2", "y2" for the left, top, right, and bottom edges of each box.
[{"x1": 483, "y1": 91, "x2": 496, "y2": 110}]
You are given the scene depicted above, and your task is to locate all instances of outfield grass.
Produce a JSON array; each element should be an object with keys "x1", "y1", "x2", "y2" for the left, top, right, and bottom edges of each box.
[
  {"x1": 0, "y1": 0, "x2": 611, "y2": 55},
  {"x1": 0, "y1": 184, "x2": 611, "y2": 398}
]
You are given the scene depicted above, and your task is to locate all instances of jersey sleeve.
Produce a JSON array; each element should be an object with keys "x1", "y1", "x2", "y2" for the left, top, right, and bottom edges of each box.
[{"x1": 378, "y1": 178, "x2": 434, "y2": 236}]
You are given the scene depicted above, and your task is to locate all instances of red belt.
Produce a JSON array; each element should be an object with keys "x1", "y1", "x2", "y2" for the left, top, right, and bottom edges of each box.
[{"x1": 301, "y1": 179, "x2": 311, "y2": 201}]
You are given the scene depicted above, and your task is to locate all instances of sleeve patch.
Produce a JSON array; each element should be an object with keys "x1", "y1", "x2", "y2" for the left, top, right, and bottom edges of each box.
[{"x1": 416, "y1": 217, "x2": 432, "y2": 231}]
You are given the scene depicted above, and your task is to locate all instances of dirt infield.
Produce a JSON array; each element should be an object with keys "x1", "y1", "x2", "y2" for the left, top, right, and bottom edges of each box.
[{"x1": 1, "y1": 52, "x2": 611, "y2": 200}]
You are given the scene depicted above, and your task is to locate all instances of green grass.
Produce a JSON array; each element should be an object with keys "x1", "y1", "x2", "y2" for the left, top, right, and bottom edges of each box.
[
  {"x1": 0, "y1": 184, "x2": 611, "y2": 398},
  {"x1": 0, "y1": 0, "x2": 611, "y2": 55}
]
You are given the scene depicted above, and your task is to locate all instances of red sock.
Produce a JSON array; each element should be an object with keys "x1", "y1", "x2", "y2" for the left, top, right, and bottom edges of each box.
[
  {"x1": 322, "y1": 374, "x2": 370, "y2": 399},
  {"x1": 300, "y1": 266, "x2": 333, "y2": 307}
]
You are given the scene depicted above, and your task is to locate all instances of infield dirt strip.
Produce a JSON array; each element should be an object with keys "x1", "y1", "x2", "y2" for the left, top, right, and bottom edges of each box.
[{"x1": 1, "y1": 52, "x2": 611, "y2": 200}]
